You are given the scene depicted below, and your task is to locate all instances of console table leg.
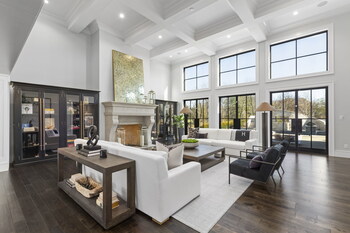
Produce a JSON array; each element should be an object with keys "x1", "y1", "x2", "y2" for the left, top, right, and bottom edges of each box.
[
  {"x1": 127, "y1": 163, "x2": 136, "y2": 210},
  {"x1": 103, "y1": 172, "x2": 112, "y2": 227},
  {"x1": 58, "y1": 153, "x2": 64, "y2": 182}
]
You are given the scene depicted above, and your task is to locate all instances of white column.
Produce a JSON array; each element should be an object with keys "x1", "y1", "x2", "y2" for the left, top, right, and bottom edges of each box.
[{"x1": 0, "y1": 75, "x2": 10, "y2": 172}]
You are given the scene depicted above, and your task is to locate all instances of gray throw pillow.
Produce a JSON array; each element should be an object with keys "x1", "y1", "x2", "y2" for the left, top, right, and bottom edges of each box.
[
  {"x1": 188, "y1": 127, "x2": 199, "y2": 138},
  {"x1": 235, "y1": 130, "x2": 250, "y2": 141},
  {"x1": 195, "y1": 132, "x2": 208, "y2": 139},
  {"x1": 249, "y1": 155, "x2": 263, "y2": 169}
]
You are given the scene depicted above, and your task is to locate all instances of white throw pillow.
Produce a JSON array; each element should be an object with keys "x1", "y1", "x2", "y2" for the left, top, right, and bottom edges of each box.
[{"x1": 156, "y1": 142, "x2": 184, "y2": 170}]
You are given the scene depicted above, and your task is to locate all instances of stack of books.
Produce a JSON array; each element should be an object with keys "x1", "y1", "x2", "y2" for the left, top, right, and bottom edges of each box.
[
  {"x1": 78, "y1": 145, "x2": 102, "y2": 157},
  {"x1": 96, "y1": 192, "x2": 119, "y2": 209}
]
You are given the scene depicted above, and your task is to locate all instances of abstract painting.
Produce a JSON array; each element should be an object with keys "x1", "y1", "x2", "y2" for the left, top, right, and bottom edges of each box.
[{"x1": 112, "y1": 50, "x2": 144, "y2": 103}]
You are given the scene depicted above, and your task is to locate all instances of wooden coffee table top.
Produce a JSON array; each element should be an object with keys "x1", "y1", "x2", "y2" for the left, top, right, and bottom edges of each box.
[{"x1": 183, "y1": 144, "x2": 225, "y2": 160}]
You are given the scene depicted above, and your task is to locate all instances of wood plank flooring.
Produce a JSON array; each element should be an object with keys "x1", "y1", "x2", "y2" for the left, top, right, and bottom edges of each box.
[{"x1": 1, "y1": 152, "x2": 350, "y2": 233}]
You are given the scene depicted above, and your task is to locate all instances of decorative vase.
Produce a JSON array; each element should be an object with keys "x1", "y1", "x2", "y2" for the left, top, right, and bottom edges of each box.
[{"x1": 183, "y1": 142, "x2": 199, "y2": 149}]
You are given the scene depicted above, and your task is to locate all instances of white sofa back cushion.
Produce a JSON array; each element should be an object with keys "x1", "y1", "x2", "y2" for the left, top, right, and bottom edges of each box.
[
  {"x1": 198, "y1": 128, "x2": 219, "y2": 140},
  {"x1": 216, "y1": 129, "x2": 232, "y2": 140}
]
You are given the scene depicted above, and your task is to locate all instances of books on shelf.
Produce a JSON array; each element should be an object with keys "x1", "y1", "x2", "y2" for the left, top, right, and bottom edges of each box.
[
  {"x1": 96, "y1": 192, "x2": 119, "y2": 209},
  {"x1": 83, "y1": 145, "x2": 102, "y2": 151}
]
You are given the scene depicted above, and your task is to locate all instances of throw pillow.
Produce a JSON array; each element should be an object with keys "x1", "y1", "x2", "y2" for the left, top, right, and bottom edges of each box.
[
  {"x1": 195, "y1": 132, "x2": 208, "y2": 139},
  {"x1": 188, "y1": 127, "x2": 199, "y2": 138},
  {"x1": 261, "y1": 147, "x2": 272, "y2": 160},
  {"x1": 156, "y1": 141, "x2": 184, "y2": 170},
  {"x1": 235, "y1": 130, "x2": 250, "y2": 141},
  {"x1": 249, "y1": 155, "x2": 263, "y2": 169}
]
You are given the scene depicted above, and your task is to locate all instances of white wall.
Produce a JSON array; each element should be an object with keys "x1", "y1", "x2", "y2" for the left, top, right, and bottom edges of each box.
[
  {"x1": 150, "y1": 60, "x2": 171, "y2": 101},
  {"x1": 171, "y1": 12, "x2": 350, "y2": 158},
  {"x1": 11, "y1": 14, "x2": 89, "y2": 89},
  {"x1": 0, "y1": 75, "x2": 10, "y2": 172}
]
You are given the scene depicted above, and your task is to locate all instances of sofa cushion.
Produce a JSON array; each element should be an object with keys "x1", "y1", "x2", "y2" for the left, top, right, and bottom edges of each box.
[
  {"x1": 199, "y1": 128, "x2": 218, "y2": 139},
  {"x1": 197, "y1": 139, "x2": 214, "y2": 145},
  {"x1": 213, "y1": 140, "x2": 245, "y2": 150},
  {"x1": 216, "y1": 129, "x2": 232, "y2": 140},
  {"x1": 195, "y1": 132, "x2": 208, "y2": 139},
  {"x1": 235, "y1": 130, "x2": 250, "y2": 141},
  {"x1": 156, "y1": 142, "x2": 184, "y2": 170},
  {"x1": 188, "y1": 127, "x2": 199, "y2": 138},
  {"x1": 230, "y1": 130, "x2": 236, "y2": 141},
  {"x1": 249, "y1": 130, "x2": 258, "y2": 140}
]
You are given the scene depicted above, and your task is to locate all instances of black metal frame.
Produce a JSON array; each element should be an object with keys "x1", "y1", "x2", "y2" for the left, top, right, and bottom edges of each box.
[
  {"x1": 11, "y1": 82, "x2": 99, "y2": 165},
  {"x1": 269, "y1": 87, "x2": 328, "y2": 154},
  {"x1": 183, "y1": 62, "x2": 209, "y2": 91},
  {"x1": 219, "y1": 93, "x2": 256, "y2": 129},
  {"x1": 183, "y1": 98, "x2": 209, "y2": 128},
  {"x1": 219, "y1": 49, "x2": 256, "y2": 86},
  {"x1": 270, "y1": 31, "x2": 328, "y2": 79}
]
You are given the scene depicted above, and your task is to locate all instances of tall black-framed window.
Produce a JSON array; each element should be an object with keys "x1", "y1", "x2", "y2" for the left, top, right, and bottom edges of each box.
[
  {"x1": 219, "y1": 50, "x2": 256, "y2": 86},
  {"x1": 270, "y1": 31, "x2": 328, "y2": 79},
  {"x1": 219, "y1": 94, "x2": 256, "y2": 129},
  {"x1": 184, "y1": 62, "x2": 209, "y2": 91},
  {"x1": 183, "y1": 98, "x2": 209, "y2": 128}
]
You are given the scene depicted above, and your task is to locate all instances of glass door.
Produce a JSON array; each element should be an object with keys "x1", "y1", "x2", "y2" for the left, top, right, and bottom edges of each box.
[
  {"x1": 66, "y1": 94, "x2": 81, "y2": 147},
  {"x1": 21, "y1": 90, "x2": 41, "y2": 160},
  {"x1": 83, "y1": 95, "x2": 98, "y2": 139},
  {"x1": 43, "y1": 92, "x2": 60, "y2": 156},
  {"x1": 270, "y1": 87, "x2": 328, "y2": 154}
]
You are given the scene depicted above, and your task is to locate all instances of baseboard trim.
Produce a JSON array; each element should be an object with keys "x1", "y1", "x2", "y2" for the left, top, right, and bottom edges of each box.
[
  {"x1": 0, "y1": 161, "x2": 9, "y2": 172},
  {"x1": 333, "y1": 150, "x2": 350, "y2": 158}
]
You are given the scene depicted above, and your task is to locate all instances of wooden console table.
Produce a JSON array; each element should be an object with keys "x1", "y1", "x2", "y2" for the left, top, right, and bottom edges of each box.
[{"x1": 57, "y1": 147, "x2": 135, "y2": 229}]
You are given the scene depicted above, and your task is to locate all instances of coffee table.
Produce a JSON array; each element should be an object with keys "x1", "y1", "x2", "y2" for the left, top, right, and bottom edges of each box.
[{"x1": 183, "y1": 144, "x2": 225, "y2": 171}]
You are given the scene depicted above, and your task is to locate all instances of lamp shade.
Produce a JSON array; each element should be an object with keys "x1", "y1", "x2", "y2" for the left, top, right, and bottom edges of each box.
[
  {"x1": 180, "y1": 106, "x2": 192, "y2": 114},
  {"x1": 256, "y1": 102, "x2": 275, "y2": 112}
]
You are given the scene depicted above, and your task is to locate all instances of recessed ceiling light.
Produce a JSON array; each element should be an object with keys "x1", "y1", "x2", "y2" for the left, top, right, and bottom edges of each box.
[
  {"x1": 169, "y1": 55, "x2": 173, "y2": 58},
  {"x1": 119, "y1": 13, "x2": 125, "y2": 19},
  {"x1": 318, "y1": 1, "x2": 328, "y2": 7},
  {"x1": 185, "y1": 49, "x2": 188, "y2": 53},
  {"x1": 44, "y1": 0, "x2": 49, "y2": 4},
  {"x1": 293, "y1": 11, "x2": 299, "y2": 16},
  {"x1": 227, "y1": 35, "x2": 231, "y2": 38},
  {"x1": 158, "y1": 35, "x2": 163, "y2": 39},
  {"x1": 189, "y1": 7, "x2": 195, "y2": 12}
]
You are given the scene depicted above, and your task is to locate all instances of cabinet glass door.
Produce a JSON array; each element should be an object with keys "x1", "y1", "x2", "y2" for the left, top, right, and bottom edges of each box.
[
  {"x1": 21, "y1": 91, "x2": 41, "y2": 159},
  {"x1": 66, "y1": 94, "x2": 81, "y2": 146},
  {"x1": 83, "y1": 95, "x2": 98, "y2": 139},
  {"x1": 43, "y1": 92, "x2": 60, "y2": 156}
]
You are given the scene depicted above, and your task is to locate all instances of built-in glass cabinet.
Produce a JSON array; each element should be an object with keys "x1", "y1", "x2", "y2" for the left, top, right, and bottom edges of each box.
[{"x1": 12, "y1": 83, "x2": 99, "y2": 164}]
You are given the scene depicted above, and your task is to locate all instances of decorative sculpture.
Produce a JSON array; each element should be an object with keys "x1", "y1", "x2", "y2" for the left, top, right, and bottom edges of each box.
[{"x1": 86, "y1": 125, "x2": 99, "y2": 148}]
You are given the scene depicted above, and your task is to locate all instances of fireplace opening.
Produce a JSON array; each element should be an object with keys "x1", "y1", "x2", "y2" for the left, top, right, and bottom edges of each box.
[{"x1": 116, "y1": 124, "x2": 146, "y2": 146}]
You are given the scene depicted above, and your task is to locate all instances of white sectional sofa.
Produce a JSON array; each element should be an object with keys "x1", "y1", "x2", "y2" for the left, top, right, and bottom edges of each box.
[
  {"x1": 183, "y1": 128, "x2": 258, "y2": 156},
  {"x1": 74, "y1": 139, "x2": 201, "y2": 223}
]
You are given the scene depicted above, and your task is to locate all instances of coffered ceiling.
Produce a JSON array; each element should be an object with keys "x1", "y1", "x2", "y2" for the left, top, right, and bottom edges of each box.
[{"x1": 41, "y1": 0, "x2": 350, "y2": 63}]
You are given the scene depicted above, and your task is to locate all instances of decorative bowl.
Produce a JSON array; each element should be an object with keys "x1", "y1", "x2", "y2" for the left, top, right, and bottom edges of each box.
[{"x1": 183, "y1": 142, "x2": 199, "y2": 148}]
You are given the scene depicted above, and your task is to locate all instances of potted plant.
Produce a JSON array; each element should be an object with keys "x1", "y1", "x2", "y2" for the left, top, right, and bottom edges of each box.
[
  {"x1": 181, "y1": 139, "x2": 199, "y2": 148},
  {"x1": 173, "y1": 114, "x2": 184, "y2": 142}
]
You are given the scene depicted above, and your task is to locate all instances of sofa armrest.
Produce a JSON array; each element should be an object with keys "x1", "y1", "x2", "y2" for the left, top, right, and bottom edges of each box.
[
  {"x1": 245, "y1": 139, "x2": 257, "y2": 149},
  {"x1": 182, "y1": 135, "x2": 189, "y2": 140},
  {"x1": 157, "y1": 162, "x2": 201, "y2": 222}
]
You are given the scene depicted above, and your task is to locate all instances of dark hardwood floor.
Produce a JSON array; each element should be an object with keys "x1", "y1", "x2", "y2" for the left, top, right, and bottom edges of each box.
[{"x1": 1, "y1": 152, "x2": 350, "y2": 233}]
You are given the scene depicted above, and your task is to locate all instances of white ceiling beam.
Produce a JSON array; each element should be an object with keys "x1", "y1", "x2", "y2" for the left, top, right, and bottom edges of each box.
[
  {"x1": 67, "y1": 0, "x2": 113, "y2": 33},
  {"x1": 118, "y1": 0, "x2": 216, "y2": 56},
  {"x1": 150, "y1": 39, "x2": 189, "y2": 58},
  {"x1": 225, "y1": 0, "x2": 266, "y2": 42},
  {"x1": 125, "y1": 22, "x2": 163, "y2": 45},
  {"x1": 123, "y1": 0, "x2": 218, "y2": 46}
]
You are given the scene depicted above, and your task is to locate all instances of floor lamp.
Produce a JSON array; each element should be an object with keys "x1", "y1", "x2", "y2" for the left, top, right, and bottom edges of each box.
[
  {"x1": 180, "y1": 106, "x2": 192, "y2": 135},
  {"x1": 256, "y1": 102, "x2": 275, "y2": 148}
]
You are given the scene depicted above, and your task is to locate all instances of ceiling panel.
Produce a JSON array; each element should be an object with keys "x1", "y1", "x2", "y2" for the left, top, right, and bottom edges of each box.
[
  {"x1": 137, "y1": 29, "x2": 179, "y2": 49},
  {"x1": 42, "y1": 0, "x2": 83, "y2": 22}
]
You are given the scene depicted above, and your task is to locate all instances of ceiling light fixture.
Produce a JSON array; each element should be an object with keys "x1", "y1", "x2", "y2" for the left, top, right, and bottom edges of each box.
[
  {"x1": 318, "y1": 1, "x2": 328, "y2": 7},
  {"x1": 185, "y1": 49, "x2": 188, "y2": 53},
  {"x1": 158, "y1": 35, "x2": 163, "y2": 39},
  {"x1": 227, "y1": 35, "x2": 231, "y2": 38},
  {"x1": 119, "y1": 13, "x2": 125, "y2": 19},
  {"x1": 44, "y1": 0, "x2": 49, "y2": 4},
  {"x1": 293, "y1": 11, "x2": 299, "y2": 16},
  {"x1": 169, "y1": 55, "x2": 173, "y2": 58},
  {"x1": 189, "y1": 7, "x2": 195, "y2": 12}
]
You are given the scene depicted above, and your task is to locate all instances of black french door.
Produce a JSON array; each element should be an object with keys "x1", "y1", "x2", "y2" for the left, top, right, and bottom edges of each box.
[{"x1": 270, "y1": 87, "x2": 328, "y2": 154}]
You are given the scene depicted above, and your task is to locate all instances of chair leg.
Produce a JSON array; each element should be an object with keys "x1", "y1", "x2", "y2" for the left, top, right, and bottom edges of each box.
[
  {"x1": 277, "y1": 169, "x2": 282, "y2": 179},
  {"x1": 281, "y1": 165, "x2": 285, "y2": 174},
  {"x1": 271, "y1": 175, "x2": 276, "y2": 186},
  {"x1": 228, "y1": 156, "x2": 230, "y2": 184}
]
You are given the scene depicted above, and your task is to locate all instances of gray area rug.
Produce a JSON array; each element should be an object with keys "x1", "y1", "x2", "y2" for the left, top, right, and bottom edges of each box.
[{"x1": 172, "y1": 157, "x2": 252, "y2": 233}]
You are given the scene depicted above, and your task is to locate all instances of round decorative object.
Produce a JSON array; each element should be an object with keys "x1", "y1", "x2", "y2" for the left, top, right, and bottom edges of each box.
[
  {"x1": 183, "y1": 142, "x2": 199, "y2": 149},
  {"x1": 86, "y1": 125, "x2": 99, "y2": 147}
]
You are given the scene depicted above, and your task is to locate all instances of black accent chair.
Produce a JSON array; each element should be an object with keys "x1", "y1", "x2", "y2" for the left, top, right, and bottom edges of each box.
[
  {"x1": 228, "y1": 146, "x2": 282, "y2": 186},
  {"x1": 245, "y1": 140, "x2": 290, "y2": 178}
]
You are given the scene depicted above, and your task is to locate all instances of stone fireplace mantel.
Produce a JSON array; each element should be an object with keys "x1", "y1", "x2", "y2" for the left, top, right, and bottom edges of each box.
[{"x1": 102, "y1": 102, "x2": 157, "y2": 145}]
